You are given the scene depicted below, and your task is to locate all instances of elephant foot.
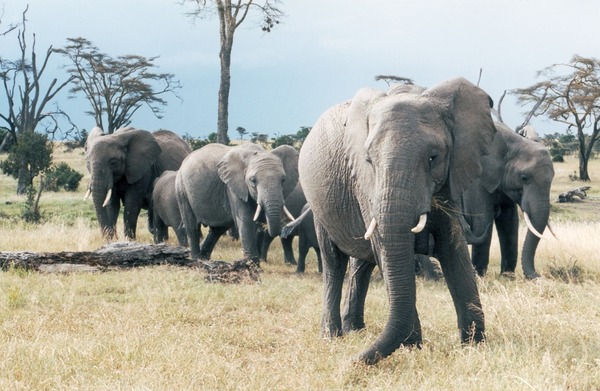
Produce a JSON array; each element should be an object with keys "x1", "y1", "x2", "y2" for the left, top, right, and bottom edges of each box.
[
  {"x1": 500, "y1": 271, "x2": 516, "y2": 280},
  {"x1": 342, "y1": 320, "x2": 365, "y2": 334},
  {"x1": 525, "y1": 272, "x2": 541, "y2": 280},
  {"x1": 285, "y1": 258, "x2": 297, "y2": 265}
]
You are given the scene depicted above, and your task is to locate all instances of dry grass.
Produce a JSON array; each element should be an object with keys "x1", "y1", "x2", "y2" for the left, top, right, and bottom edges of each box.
[{"x1": 0, "y1": 148, "x2": 600, "y2": 390}]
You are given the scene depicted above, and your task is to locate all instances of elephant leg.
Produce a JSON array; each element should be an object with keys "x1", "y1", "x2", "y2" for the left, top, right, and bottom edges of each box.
[
  {"x1": 470, "y1": 227, "x2": 493, "y2": 276},
  {"x1": 281, "y1": 236, "x2": 296, "y2": 265},
  {"x1": 296, "y1": 234, "x2": 308, "y2": 273},
  {"x1": 433, "y1": 210, "x2": 485, "y2": 344},
  {"x1": 495, "y1": 204, "x2": 519, "y2": 274},
  {"x1": 342, "y1": 257, "x2": 376, "y2": 333},
  {"x1": 105, "y1": 198, "x2": 120, "y2": 239},
  {"x1": 315, "y1": 247, "x2": 323, "y2": 273},
  {"x1": 257, "y1": 228, "x2": 269, "y2": 262},
  {"x1": 199, "y1": 226, "x2": 228, "y2": 260},
  {"x1": 123, "y1": 195, "x2": 143, "y2": 240},
  {"x1": 153, "y1": 218, "x2": 168, "y2": 244},
  {"x1": 174, "y1": 227, "x2": 189, "y2": 247},
  {"x1": 317, "y1": 222, "x2": 349, "y2": 338}
]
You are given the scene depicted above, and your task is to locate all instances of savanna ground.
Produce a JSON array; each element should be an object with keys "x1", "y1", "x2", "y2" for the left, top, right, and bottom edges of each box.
[{"x1": 1, "y1": 146, "x2": 599, "y2": 390}]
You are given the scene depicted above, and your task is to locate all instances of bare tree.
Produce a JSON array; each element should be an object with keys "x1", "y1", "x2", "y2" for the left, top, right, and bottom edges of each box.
[
  {"x1": 183, "y1": 0, "x2": 284, "y2": 145},
  {"x1": 513, "y1": 55, "x2": 600, "y2": 181},
  {"x1": 0, "y1": 4, "x2": 19, "y2": 37},
  {"x1": 56, "y1": 37, "x2": 182, "y2": 134},
  {"x1": 0, "y1": 6, "x2": 74, "y2": 194},
  {"x1": 375, "y1": 75, "x2": 414, "y2": 86}
]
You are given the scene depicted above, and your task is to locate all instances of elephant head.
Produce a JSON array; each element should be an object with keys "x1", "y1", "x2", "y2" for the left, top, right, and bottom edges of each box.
[
  {"x1": 464, "y1": 122, "x2": 555, "y2": 277},
  {"x1": 218, "y1": 144, "x2": 299, "y2": 238},
  {"x1": 300, "y1": 77, "x2": 495, "y2": 364},
  {"x1": 86, "y1": 128, "x2": 161, "y2": 239}
]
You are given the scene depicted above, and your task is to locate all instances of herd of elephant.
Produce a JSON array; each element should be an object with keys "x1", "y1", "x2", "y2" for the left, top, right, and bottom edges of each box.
[{"x1": 83, "y1": 77, "x2": 554, "y2": 364}]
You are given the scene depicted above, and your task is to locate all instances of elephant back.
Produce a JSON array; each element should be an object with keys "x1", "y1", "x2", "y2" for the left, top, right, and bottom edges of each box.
[{"x1": 152, "y1": 130, "x2": 192, "y2": 173}]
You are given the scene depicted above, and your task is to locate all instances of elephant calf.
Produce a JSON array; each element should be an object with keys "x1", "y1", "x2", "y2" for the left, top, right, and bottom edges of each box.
[
  {"x1": 281, "y1": 204, "x2": 322, "y2": 273},
  {"x1": 151, "y1": 170, "x2": 188, "y2": 247}
]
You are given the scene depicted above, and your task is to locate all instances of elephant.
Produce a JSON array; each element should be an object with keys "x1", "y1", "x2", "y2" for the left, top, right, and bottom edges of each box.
[
  {"x1": 461, "y1": 121, "x2": 555, "y2": 279},
  {"x1": 175, "y1": 143, "x2": 299, "y2": 263},
  {"x1": 85, "y1": 128, "x2": 192, "y2": 240},
  {"x1": 257, "y1": 181, "x2": 306, "y2": 265},
  {"x1": 281, "y1": 204, "x2": 322, "y2": 273},
  {"x1": 151, "y1": 170, "x2": 188, "y2": 246},
  {"x1": 299, "y1": 78, "x2": 495, "y2": 364}
]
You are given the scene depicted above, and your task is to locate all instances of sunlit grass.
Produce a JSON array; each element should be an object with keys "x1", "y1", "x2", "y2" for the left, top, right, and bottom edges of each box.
[{"x1": 0, "y1": 147, "x2": 599, "y2": 389}]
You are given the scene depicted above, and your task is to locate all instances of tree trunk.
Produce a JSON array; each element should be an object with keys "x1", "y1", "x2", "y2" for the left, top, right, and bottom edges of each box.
[
  {"x1": 579, "y1": 152, "x2": 590, "y2": 181},
  {"x1": 16, "y1": 163, "x2": 30, "y2": 195},
  {"x1": 216, "y1": 2, "x2": 233, "y2": 146}
]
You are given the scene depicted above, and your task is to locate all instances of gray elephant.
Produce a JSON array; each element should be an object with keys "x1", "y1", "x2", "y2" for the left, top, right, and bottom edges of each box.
[
  {"x1": 85, "y1": 128, "x2": 191, "y2": 240},
  {"x1": 281, "y1": 204, "x2": 322, "y2": 273},
  {"x1": 257, "y1": 181, "x2": 306, "y2": 264},
  {"x1": 461, "y1": 121, "x2": 555, "y2": 279},
  {"x1": 299, "y1": 78, "x2": 495, "y2": 364},
  {"x1": 151, "y1": 170, "x2": 188, "y2": 246},
  {"x1": 175, "y1": 143, "x2": 299, "y2": 263}
]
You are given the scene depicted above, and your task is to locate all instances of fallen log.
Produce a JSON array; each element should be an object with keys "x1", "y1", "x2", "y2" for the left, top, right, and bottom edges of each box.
[
  {"x1": 0, "y1": 242, "x2": 193, "y2": 272},
  {"x1": 557, "y1": 186, "x2": 591, "y2": 203}
]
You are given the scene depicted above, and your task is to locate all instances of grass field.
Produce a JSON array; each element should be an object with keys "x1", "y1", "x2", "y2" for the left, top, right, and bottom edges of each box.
[{"x1": 1, "y1": 147, "x2": 600, "y2": 390}]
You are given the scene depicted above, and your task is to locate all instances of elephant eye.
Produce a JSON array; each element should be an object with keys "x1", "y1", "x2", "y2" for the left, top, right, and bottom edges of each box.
[
  {"x1": 521, "y1": 174, "x2": 531, "y2": 184},
  {"x1": 429, "y1": 151, "x2": 439, "y2": 167},
  {"x1": 365, "y1": 155, "x2": 372, "y2": 164},
  {"x1": 249, "y1": 176, "x2": 257, "y2": 185}
]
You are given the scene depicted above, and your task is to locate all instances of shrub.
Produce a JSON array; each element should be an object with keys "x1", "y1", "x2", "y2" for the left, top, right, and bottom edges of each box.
[
  {"x1": 44, "y1": 162, "x2": 84, "y2": 192},
  {"x1": 552, "y1": 154, "x2": 564, "y2": 162}
]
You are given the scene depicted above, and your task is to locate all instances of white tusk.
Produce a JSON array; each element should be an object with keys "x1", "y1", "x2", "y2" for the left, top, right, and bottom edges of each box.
[
  {"x1": 523, "y1": 211, "x2": 545, "y2": 240},
  {"x1": 283, "y1": 205, "x2": 295, "y2": 221},
  {"x1": 253, "y1": 204, "x2": 262, "y2": 221},
  {"x1": 102, "y1": 188, "x2": 112, "y2": 208},
  {"x1": 364, "y1": 218, "x2": 377, "y2": 240},
  {"x1": 546, "y1": 222, "x2": 557, "y2": 239},
  {"x1": 83, "y1": 188, "x2": 91, "y2": 201},
  {"x1": 411, "y1": 213, "x2": 427, "y2": 233}
]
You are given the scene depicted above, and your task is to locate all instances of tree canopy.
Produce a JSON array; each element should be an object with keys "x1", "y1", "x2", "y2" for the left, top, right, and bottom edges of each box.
[
  {"x1": 513, "y1": 55, "x2": 600, "y2": 181},
  {"x1": 56, "y1": 37, "x2": 182, "y2": 133}
]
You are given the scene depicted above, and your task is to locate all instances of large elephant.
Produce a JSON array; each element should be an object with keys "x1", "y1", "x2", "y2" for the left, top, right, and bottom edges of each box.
[
  {"x1": 151, "y1": 170, "x2": 188, "y2": 246},
  {"x1": 175, "y1": 143, "x2": 299, "y2": 263},
  {"x1": 461, "y1": 122, "x2": 555, "y2": 279},
  {"x1": 257, "y1": 181, "x2": 306, "y2": 264},
  {"x1": 299, "y1": 78, "x2": 495, "y2": 364},
  {"x1": 85, "y1": 128, "x2": 191, "y2": 240}
]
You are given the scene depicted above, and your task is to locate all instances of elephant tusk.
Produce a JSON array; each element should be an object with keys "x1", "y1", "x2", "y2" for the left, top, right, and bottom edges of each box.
[
  {"x1": 283, "y1": 205, "x2": 295, "y2": 221},
  {"x1": 83, "y1": 188, "x2": 91, "y2": 201},
  {"x1": 253, "y1": 204, "x2": 262, "y2": 221},
  {"x1": 102, "y1": 188, "x2": 112, "y2": 208},
  {"x1": 364, "y1": 218, "x2": 377, "y2": 240},
  {"x1": 411, "y1": 213, "x2": 427, "y2": 233},
  {"x1": 546, "y1": 222, "x2": 557, "y2": 239},
  {"x1": 523, "y1": 211, "x2": 545, "y2": 240}
]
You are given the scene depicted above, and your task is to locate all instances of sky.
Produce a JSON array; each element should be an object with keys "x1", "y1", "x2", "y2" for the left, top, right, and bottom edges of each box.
[{"x1": 1, "y1": 0, "x2": 599, "y2": 139}]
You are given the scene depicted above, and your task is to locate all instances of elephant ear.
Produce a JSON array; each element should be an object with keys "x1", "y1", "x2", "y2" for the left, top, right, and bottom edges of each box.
[
  {"x1": 218, "y1": 144, "x2": 264, "y2": 202},
  {"x1": 119, "y1": 129, "x2": 162, "y2": 184},
  {"x1": 271, "y1": 145, "x2": 299, "y2": 198},
  {"x1": 343, "y1": 88, "x2": 387, "y2": 176},
  {"x1": 423, "y1": 78, "x2": 496, "y2": 202}
]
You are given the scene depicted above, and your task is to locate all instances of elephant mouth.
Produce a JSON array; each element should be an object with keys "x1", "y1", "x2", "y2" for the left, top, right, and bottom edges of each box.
[{"x1": 252, "y1": 204, "x2": 296, "y2": 222}]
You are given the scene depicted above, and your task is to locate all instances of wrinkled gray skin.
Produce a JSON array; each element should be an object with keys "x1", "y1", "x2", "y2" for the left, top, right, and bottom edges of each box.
[
  {"x1": 176, "y1": 143, "x2": 299, "y2": 263},
  {"x1": 86, "y1": 128, "x2": 191, "y2": 240},
  {"x1": 151, "y1": 170, "x2": 188, "y2": 246},
  {"x1": 299, "y1": 78, "x2": 496, "y2": 364},
  {"x1": 258, "y1": 182, "x2": 306, "y2": 264},
  {"x1": 281, "y1": 203, "x2": 322, "y2": 273},
  {"x1": 462, "y1": 122, "x2": 554, "y2": 279}
]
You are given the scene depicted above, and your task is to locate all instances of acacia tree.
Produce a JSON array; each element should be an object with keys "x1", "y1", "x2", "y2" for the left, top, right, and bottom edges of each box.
[
  {"x1": 513, "y1": 55, "x2": 600, "y2": 181},
  {"x1": 0, "y1": 6, "x2": 74, "y2": 194},
  {"x1": 184, "y1": 0, "x2": 284, "y2": 145},
  {"x1": 56, "y1": 37, "x2": 182, "y2": 134}
]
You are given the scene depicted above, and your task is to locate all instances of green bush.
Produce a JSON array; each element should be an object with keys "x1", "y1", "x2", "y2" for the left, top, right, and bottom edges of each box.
[
  {"x1": 44, "y1": 162, "x2": 84, "y2": 192},
  {"x1": 552, "y1": 154, "x2": 565, "y2": 162}
]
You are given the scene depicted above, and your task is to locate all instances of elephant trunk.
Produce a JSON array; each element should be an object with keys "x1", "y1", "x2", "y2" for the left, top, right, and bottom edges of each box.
[
  {"x1": 257, "y1": 184, "x2": 284, "y2": 238},
  {"x1": 359, "y1": 186, "x2": 424, "y2": 364},
  {"x1": 521, "y1": 194, "x2": 551, "y2": 279},
  {"x1": 91, "y1": 165, "x2": 116, "y2": 239}
]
